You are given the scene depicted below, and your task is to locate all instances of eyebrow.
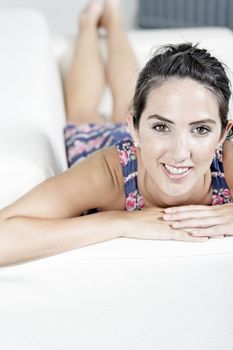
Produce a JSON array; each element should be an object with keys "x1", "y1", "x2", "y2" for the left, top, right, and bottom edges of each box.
[{"x1": 148, "y1": 114, "x2": 217, "y2": 126}]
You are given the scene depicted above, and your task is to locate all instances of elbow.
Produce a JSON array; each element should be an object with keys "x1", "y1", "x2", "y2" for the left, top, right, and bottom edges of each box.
[
  {"x1": 0, "y1": 221, "x2": 10, "y2": 267},
  {"x1": 0, "y1": 219, "x2": 19, "y2": 268}
]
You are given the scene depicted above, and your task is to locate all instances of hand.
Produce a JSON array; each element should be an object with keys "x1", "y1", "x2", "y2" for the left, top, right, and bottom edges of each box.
[
  {"x1": 123, "y1": 207, "x2": 208, "y2": 242},
  {"x1": 163, "y1": 203, "x2": 233, "y2": 238}
]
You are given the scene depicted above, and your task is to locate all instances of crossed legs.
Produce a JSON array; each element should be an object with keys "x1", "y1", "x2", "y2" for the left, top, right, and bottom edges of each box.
[{"x1": 64, "y1": 0, "x2": 139, "y2": 124}]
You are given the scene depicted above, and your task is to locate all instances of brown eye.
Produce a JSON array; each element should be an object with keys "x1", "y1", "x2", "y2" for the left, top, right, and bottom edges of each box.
[
  {"x1": 152, "y1": 123, "x2": 170, "y2": 133},
  {"x1": 194, "y1": 126, "x2": 211, "y2": 135}
]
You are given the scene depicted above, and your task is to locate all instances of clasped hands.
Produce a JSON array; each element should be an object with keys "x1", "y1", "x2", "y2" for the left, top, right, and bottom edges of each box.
[{"x1": 163, "y1": 203, "x2": 233, "y2": 239}]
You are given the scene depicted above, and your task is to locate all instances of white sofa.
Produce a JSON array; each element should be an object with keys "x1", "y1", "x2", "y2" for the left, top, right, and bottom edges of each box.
[{"x1": 0, "y1": 8, "x2": 233, "y2": 350}]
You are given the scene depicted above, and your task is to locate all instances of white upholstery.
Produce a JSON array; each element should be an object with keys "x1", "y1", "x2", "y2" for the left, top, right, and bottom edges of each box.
[
  {"x1": 0, "y1": 8, "x2": 233, "y2": 350},
  {"x1": 0, "y1": 8, "x2": 67, "y2": 208},
  {"x1": 0, "y1": 124, "x2": 56, "y2": 207}
]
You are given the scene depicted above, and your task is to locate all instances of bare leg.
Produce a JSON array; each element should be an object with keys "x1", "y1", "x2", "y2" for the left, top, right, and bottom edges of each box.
[
  {"x1": 101, "y1": 0, "x2": 140, "y2": 122},
  {"x1": 64, "y1": 1, "x2": 105, "y2": 124}
]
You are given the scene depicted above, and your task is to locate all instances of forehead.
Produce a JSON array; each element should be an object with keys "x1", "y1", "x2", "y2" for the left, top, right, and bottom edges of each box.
[{"x1": 143, "y1": 78, "x2": 220, "y2": 123}]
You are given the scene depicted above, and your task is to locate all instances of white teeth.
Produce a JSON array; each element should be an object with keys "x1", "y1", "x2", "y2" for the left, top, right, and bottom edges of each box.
[{"x1": 164, "y1": 164, "x2": 189, "y2": 175}]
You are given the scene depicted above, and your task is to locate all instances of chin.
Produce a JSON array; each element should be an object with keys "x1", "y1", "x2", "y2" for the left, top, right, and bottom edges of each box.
[{"x1": 161, "y1": 183, "x2": 194, "y2": 199}]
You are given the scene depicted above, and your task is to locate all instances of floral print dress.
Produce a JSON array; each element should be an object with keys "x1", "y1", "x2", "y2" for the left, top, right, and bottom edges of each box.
[{"x1": 64, "y1": 122, "x2": 131, "y2": 167}]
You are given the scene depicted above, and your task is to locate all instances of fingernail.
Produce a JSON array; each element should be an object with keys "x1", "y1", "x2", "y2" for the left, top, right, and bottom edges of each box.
[
  {"x1": 163, "y1": 214, "x2": 172, "y2": 220},
  {"x1": 165, "y1": 208, "x2": 173, "y2": 213}
]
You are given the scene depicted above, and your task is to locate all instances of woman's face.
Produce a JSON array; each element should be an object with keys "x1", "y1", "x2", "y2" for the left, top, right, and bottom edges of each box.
[{"x1": 129, "y1": 78, "x2": 226, "y2": 200}]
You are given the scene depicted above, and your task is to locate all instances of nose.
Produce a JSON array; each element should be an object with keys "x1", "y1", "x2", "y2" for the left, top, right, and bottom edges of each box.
[{"x1": 170, "y1": 134, "x2": 191, "y2": 164}]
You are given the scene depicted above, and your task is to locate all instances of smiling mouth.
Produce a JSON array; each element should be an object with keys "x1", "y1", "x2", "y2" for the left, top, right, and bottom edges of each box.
[{"x1": 162, "y1": 163, "x2": 192, "y2": 179}]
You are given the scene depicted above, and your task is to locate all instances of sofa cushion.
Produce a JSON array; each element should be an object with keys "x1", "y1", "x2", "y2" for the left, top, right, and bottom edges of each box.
[
  {"x1": 0, "y1": 8, "x2": 67, "y2": 174},
  {"x1": 0, "y1": 125, "x2": 57, "y2": 208}
]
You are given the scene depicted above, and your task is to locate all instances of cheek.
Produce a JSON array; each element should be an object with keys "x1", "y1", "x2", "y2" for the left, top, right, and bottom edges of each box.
[
  {"x1": 194, "y1": 144, "x2": 216, "y2": 169},
  {"x1": 139, "y1": 137, "x2": 167, "y2": 165},
  {"x1": 192, "y1": 135, "x2": 219, "y2": 158},
  {"x1": 139, "y1": 127, "x2": 167, "y2": 156}
]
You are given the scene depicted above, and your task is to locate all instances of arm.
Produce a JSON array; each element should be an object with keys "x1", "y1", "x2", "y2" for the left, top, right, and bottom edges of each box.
[
  {"x1": 0, "y1": 205, "x2": 207, "y2": 267},
  {"x1": 0, "y1": 148, "x2": 125, "y2": 267},
  {"x1": 0, "y1": 210, "x2": 123, "y2": 268}
]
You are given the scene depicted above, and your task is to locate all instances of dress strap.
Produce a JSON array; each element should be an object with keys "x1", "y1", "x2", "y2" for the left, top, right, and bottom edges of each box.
[
  {"x1": 211, "y1": 145, "x2": 233, "y2": 204},
  {"x1": 116, "y1": 139, "x2": 145, "y2": 211}
]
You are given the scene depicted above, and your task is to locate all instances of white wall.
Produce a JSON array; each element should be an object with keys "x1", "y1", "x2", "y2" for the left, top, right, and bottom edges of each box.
[{"x1": 0, "y1": 0, "x2": 139, "y2": 35}]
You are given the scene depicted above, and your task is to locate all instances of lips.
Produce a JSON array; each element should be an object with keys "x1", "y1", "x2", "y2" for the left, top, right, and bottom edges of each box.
[{"x1": 162, "y1": 163, "x2": 192, "y2": 179}]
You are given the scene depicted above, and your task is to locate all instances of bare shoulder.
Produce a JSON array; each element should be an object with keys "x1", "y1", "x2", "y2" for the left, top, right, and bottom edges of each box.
[
  {"x1": 76, "y1": 146, "x2": 126, "y2": 211},
  {"x1": 223, "y1": 140, "x2": 233, "y2": 192},
  {"x1": 0, "y1": 147, "x2": 125, "y2": 221},
  {"x1": 65, "y1": 146, "x2": 125, "y2": 212}
]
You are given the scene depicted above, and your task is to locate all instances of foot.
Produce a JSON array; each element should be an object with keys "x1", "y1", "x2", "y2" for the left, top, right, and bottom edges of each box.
[
  {"x1": 99, "y1": 0, "x2": 123, "y2": 29},
  {"x1": 79, "y1": 0, "x2": 105, "y2": 30}
]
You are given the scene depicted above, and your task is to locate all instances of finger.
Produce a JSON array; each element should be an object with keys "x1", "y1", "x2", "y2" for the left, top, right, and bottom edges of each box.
[
  {"x1": 170, "y1": 216, "x2": 224, "y2": 229},
  {"x1": 190, "y1": 225, "x2": 232, "y2": 237},
  {"x1": 171, "y1": 230, "x2": 208, "y2": 242},
  {"x1": 165, "y1": 203, "x2": 233, "y2": 215},
  {"x1": 163, "y1": 209, "x2": 217, "y2": 222},
  {"x1": 165, "y1": 205, "x2": 212, "y2": 214},
  {"x1": 183, "y1": 228, "x2": 197, "y2": 233},
  {"x1": 184, "y1": 228, "x2": 224, "y2": 239}
]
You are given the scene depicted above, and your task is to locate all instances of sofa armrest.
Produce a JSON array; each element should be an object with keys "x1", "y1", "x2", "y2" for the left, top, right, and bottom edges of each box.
[
  {"x1": 0, "y1": 8, "x2": 67, "y2": 175},
  {"x1": 0, "y1": 124, "x2": 60, "y2": 208}
]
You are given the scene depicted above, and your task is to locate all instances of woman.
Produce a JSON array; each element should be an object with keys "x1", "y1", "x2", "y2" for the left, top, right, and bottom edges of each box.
[{"x1": 1, "y1": 0, "x2": 233, "y2": 267}]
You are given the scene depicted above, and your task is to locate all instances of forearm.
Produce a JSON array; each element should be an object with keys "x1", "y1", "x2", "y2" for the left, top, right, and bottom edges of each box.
[{"x1": 0, "y1": 211, "x2": 124, "y2": 267}]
